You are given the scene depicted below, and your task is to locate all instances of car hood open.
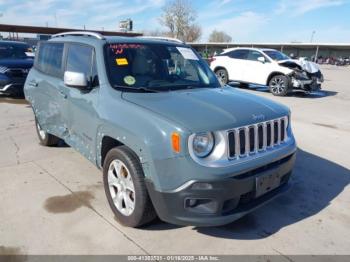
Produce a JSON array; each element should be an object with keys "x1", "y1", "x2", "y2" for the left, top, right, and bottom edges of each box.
[{"x1": 122, "y1": 87, "x2": 289, "y2": 132}]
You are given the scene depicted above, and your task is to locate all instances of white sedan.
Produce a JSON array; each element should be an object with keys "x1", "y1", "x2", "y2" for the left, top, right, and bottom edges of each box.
[{"x1": 210, "y1": 48, "x2": 324, "y2": 96}]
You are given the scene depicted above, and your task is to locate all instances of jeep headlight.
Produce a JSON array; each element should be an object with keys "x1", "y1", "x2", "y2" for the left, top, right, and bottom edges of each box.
[{"x1": 192, "y1": 132, "x2": 215, "y2": 158}]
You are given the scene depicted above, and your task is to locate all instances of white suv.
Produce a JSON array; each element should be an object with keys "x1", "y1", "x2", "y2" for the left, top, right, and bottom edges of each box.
[{"x1": 210, "y1": 48, "x2": 324, "y2": 96}]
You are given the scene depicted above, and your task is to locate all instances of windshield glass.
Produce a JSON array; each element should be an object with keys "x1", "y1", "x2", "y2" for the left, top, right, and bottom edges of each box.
[
  {"x1": 105, "y1": 43, "x2": 220, "y2": 91},
  {"x1": 263, "y1": 50, "x2": 290, "y2": 61},
  {"x1": 0, "y1": 43, "x2": 32, "y2": 59}
]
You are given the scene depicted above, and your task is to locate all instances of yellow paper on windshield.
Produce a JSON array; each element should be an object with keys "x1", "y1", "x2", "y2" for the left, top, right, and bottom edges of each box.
[{"x1": 116, "y1": 58, "x2": 128, "y2": 66}]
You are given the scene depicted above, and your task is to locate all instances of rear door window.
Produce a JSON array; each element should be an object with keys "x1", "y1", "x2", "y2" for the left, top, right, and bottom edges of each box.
[
  {"x1": 228, "y1": 50, "x2": 249, "y2": 60},
  {"x1": 36, "y1": 42, "x2": 64, "y2": 77}
]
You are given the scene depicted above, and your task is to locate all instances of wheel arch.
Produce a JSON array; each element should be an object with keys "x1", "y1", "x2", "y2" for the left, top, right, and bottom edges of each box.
[
  {"x1": 100, "y1": 136, "x2": 125, "y2": 168},
  {"x1": 266, "y1": 72, "x2": 287, "y2": 86},
  {"x1": 213, "y1": 66, "x2": 228, "y2": 74},
  {"x1": 213, "y1": 66, "x2": 229, "y2": 83}
]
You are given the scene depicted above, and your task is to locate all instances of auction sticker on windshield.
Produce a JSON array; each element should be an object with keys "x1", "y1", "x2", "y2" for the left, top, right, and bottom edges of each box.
[
  {"x1": 116, "y1": 58, "x2": 128, "y2": 66},
  {"x1": 176, "y1": 47, "x2": 199, "y2": 60}
]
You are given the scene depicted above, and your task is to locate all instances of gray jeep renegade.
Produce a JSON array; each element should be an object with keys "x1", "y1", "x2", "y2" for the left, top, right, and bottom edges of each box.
[{"x1": 24, "y1": 32, "x2": 297, "y2": 227}]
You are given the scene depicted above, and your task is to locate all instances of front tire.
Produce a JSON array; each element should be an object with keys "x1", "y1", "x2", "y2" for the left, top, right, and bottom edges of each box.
[
  {"x1": 35, "y1": 118, "x2": 59, "y2": 146},
  {"x1": 215, "y1": 68, "x2": 229, "y2": 85},
  {"x1": 103, "y1": 146, "x2": 156, "y2": 227},
  {"x1": 269, "y1": 75, "x2": 290, "y2": 96}
]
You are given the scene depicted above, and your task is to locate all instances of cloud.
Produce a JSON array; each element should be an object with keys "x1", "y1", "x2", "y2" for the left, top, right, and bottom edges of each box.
[
  {"x1": 0, "y1": 0, "x2": 165, "y2": 30},
  {"x1": 204, "y1": 11, "x2": 269, "y2": 42},
  {"x1": 218, "y1": 0, "x2": 233, "y2": 7},
  {"x1": 276, "y1": 0, "x2": 345, "y2": 16}
]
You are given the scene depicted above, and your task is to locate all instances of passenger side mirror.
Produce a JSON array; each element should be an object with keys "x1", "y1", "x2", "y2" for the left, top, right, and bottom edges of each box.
[
  {"x1": 64, "y1": 71, "x2": 88, "y2": 89},
  {"x1": 257, "y1": 56, "x2": 266, "y2": 63}
]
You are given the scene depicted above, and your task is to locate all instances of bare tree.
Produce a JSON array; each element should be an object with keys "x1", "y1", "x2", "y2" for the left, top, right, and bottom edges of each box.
[
  {"x1": 143, "y1": 29, "x2": 167, "y2": 37},
  {"x1": 208, "y1": 30, "x2": 232, "y2": 43},
  {"x1": 159, "y1": 0, "x2": 201, "y2": 42},
  {"x1": 184, "y1": 24, "x2": 202, "y2": 42}
]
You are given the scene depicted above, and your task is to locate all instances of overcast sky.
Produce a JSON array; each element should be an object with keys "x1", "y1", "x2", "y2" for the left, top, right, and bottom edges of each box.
[{"x1": 0, "y1": 0, "x2": 349, "y2": 43}]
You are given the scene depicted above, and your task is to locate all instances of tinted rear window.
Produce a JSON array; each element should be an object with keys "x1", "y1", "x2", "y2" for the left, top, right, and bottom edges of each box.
[
  {"x1": 36, "y1": 42, "x2": 64, "y2": 77},
  {"x1": 229, "y1": 50, "x2": 249, "y2": 59}
]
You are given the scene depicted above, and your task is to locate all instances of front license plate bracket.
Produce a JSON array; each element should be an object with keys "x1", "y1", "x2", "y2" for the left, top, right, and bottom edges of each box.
[{"x1": 255, "y1": 172, "x2": 282, "y2": 198}]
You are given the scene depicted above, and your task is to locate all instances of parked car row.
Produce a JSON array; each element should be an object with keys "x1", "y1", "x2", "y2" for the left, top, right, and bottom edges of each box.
[
  {"x1": 317, "y1": 56, "x2": 350, "y2": 66},
  {"x1": 210, "y1": 48, "x2": 324, "y2": 96},
  {"x1": 0, "y1": 41, "x2": 34, "y2": 97},
  {"x1": 23, "y1": 32, "x2": 297, "y2": 228}
]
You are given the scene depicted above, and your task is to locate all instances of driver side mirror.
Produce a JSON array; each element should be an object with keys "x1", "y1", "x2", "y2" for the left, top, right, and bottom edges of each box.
[
  {"x1": 257, "y1": 56, "x2": 266, "y2": 63},
  {"x1": 64, "y1": 71, "x2": 88, "y2": 89}
]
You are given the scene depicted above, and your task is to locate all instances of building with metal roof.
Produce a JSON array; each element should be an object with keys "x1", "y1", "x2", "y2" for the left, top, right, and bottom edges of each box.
[{"x1": 189, "y1": 42, "x2": 350, "y2": 59}]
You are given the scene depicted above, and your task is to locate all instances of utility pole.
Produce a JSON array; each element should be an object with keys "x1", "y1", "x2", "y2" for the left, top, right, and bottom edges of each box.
[
  {"x1": 310, "y1": 30, "x2": 316, "y2": 43},
  {"x1": 54, "y1": 12, "x2": 58, "y2": 27},
  {"x1": 0, "y1": 13, "x2": 3, "y2": 39}
]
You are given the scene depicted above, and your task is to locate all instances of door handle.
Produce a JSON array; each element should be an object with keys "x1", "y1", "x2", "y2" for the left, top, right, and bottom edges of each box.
[
  {"x1": 28, "y1": 80, "x2": 38, "y2": 87},
  {"x1": 59, "y1": 91, "x2": 67, "y2": 99}
]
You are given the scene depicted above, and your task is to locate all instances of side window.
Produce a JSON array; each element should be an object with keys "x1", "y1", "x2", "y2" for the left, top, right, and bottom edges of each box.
[
  {"x1": 247, "y1": 50, "x2": 264, "y2": 61},
  {"x1": 36, "y1": 42, "x2": 64, "y2": 77},
  {"x1": 66, "y1": 44, "x2": 98, "y2": 87},
  {"x1": 228, "y1": 50, "x2": 249, "y2": 60}
]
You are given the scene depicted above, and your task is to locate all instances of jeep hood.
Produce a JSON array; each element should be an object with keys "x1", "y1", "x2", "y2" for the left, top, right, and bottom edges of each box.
[
  {"x1": 278, "y1": 59, "x2": 320, "y2": 74},
  {"x1": 122, "y1": 87, "x2": 289, "y2": 132}
]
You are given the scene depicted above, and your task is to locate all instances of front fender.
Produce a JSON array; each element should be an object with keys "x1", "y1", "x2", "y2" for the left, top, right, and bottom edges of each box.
[{"x1": 95, "y1": 97, "x2": 191, "y2": 186}]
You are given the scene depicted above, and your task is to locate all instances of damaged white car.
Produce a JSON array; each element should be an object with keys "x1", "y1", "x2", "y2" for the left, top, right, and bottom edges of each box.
[{"x1": 211, "y1": 48, "x2": 324, "y2": 96}]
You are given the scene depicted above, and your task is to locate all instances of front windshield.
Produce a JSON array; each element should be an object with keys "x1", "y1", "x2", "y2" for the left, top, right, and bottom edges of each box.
[
  {"x1": 263, "y1": 50, "x2": 290, "y2": 61},
  {"x1": 105, "y1": 43, "x2": 220, "y2": 91},
  {"x1": 0, "y1": 43, "x2": 32, "y2": 59}
]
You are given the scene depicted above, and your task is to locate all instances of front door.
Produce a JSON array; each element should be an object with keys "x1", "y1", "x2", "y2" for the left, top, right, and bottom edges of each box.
[
  {"x1": 64, "y1": 43, "x2": 100, "y2": 163},
  {"x1": 242, "y1": 50, "x2": 272, "y2": 85}
]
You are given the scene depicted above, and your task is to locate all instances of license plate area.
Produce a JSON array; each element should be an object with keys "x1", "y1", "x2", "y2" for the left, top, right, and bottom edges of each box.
[{"x1": 255, "y1": 172, "x2": 281, "y2": 198}]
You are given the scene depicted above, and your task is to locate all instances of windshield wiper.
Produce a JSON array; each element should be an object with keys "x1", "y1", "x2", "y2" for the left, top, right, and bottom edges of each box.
[
  {"x1": 113, "y1": 85, "x2": 163, "y2": 93},
  {"x1": 168, "y1": 84, "x2": 215, "y2": 90}
]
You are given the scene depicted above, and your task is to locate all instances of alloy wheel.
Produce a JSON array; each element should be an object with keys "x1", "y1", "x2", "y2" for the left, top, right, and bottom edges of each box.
[
  {"x1": 107, "y1": 159, "x2": 136, "y2": 216},
  {"x1": 270, "y1": 77, "x2": 286, "y2": 94}
]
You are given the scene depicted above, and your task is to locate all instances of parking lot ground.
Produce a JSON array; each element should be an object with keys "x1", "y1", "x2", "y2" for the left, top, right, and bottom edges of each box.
[{"x1": 0, "y1": 65, "x2": 349, "y2": 256}]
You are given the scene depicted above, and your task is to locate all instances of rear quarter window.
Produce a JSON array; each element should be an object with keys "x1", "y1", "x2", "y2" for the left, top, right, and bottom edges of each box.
[{"x1": 35, "y1": 42, "x2": 64, "y2": 77}]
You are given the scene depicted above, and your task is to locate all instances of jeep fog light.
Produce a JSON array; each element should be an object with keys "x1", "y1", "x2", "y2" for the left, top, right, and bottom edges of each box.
[{"x1": 192, "y1": 132, "x2": 214, "y2": 158}]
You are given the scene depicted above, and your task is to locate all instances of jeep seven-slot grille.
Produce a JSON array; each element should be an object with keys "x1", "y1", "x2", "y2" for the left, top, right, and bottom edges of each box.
[{"x1": 228, "y1": 117, "x2": 288, "y2": 159}]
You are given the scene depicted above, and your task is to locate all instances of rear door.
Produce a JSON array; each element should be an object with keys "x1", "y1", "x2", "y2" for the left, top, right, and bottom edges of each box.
[
  {"x1": 64, "y1": 43, "x2": 100, "y2": 162},
  {"x1": 27, "y1": 42, "x2": 68, "y2": 137}
]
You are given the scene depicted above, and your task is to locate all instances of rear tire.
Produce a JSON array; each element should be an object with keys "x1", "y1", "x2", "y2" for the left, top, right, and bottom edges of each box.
[
  {"x1": 269, "y1": 75, "x2": 290, "y2": 96},
  {"x1": 35, "y1": 118, "x2": 59, "y2": 146},
  {"x1": 215, "y1": 68, "x2": 229, "y2": 85},
  {"x1": 103, "y1": 146, "x2": 156, "y2": 227}
]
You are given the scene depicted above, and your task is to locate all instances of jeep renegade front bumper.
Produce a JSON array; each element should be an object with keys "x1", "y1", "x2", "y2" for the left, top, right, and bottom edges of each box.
[{"x1": 146, "y1": 152, "x2": 296, "y2": 226}]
